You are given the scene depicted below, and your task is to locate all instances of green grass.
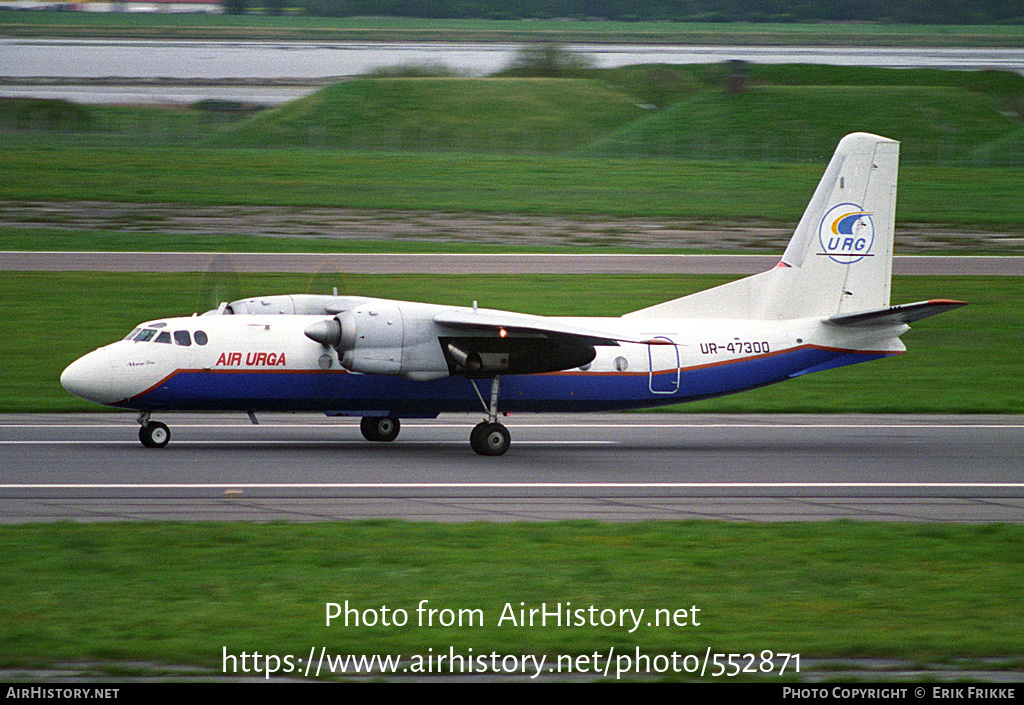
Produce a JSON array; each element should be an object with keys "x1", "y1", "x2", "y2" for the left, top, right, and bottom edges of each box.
[
  {"x1": 573, "y1": 64, "x2": 1024, "y2": 162},
  {"x1": 0, "y1": 99, "x2": 252, "y2": 150},
  {"x1": 580, "y1": 85, "x2": 1020, "y2": 162},
  {"x1": 2, "y1": 12, "x2": 1023, "y2": 45},
  {"x1": 748, "y1": 63, "x2": 1024, "y2": 95},
  {"x1": 1, "y1": 522, "x2": 1022, "y2": 671},
  {"x1": 3, "y1": 64, "x2": 1024, "y2": 224},
  {"x1": 1, "y1": 272, "x2": 1015, "y2": 414},
  {"x1": 0, "y1": 226, "x2": 758, "y2": 255},
  {"x1": 214, "y1": 78, "x2": 646, "y2": 152},
  {"x1": 3, "y1": 147, "x2": 1024, "y2": 225},
  {"x1": 5, "y1": 63, "x2": 1024, "y2": 164}
]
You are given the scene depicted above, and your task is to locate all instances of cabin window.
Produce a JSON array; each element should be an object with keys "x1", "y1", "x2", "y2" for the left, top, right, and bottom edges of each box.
[
  {"x1": 154, "y1": 332, "x2": 172, "y2": 344},
  {"x1": 194, "y1": 330, "x2": 209, "y2": 346},
  {"x1": 133, "y1": 329, "x2": 157, "y2": 343},
  {"x1": 174, "y1": 330, "x2": 192, "y2": 346}
]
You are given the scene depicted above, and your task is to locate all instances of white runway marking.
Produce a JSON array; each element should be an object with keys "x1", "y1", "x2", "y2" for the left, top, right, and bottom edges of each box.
[
  {"x1": 0, "y1": 440, "x2": 617, "y2": 446},
  {"x1": 4, "y1": 482, "x2": 1024, "y2": 490}
]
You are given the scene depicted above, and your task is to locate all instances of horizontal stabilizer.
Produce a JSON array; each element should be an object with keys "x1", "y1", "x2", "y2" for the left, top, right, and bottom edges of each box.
[{"x1": 826, "y1": 299, "x2": 967, "y2": 327}]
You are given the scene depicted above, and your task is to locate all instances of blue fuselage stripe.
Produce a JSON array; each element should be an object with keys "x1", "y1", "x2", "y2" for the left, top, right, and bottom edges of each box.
[{"x1": 118, "y1": 346, "x2": 893, "y2": 414}]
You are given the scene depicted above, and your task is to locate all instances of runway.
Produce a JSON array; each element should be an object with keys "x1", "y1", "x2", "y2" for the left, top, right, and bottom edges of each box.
[{"x1": 2, "y1": 413, "x2": 1022, "y2": 524}]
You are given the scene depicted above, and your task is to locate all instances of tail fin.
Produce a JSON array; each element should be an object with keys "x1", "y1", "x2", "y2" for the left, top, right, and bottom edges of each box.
[{"x1": 626, "y1": 132, "x2": 899, "y2": 320}]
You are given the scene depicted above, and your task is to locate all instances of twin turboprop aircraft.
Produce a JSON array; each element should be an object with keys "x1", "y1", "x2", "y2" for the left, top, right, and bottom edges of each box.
[{"x1": 61, "y1": 133, "x2": 965, "y2": 455}]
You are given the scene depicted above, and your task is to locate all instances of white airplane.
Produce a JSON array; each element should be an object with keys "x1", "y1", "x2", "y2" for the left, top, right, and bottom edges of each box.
[{"x1": 61, "y1": 133, "x2": 965, "y2": 455}]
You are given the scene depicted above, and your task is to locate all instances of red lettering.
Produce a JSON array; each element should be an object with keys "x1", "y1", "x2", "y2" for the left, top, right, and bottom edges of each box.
[
  {"x1": 216, "y1": 353, "x2": 227, "y2": 366},
  {"x1": 228, "y1": 351, "x2": 287, "y2": 367}
]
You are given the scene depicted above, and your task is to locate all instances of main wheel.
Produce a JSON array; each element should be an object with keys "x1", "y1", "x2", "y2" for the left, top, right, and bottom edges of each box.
[
  {"x1": 470, "y1": 421, "x2": 510, "y2": 456},
  {"x1": 139, "y1": 421, "x2": 170, "y2": 448},
  {"x1": 360, "y1": 416, "x2": 401, "y2": 443}
]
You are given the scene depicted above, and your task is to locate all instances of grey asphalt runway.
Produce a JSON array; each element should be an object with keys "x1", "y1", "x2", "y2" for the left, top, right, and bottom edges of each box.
[
  {"x1": 2, "y1": 413, "x2": 1022, "y2": 523},
  {"x1": 2, "y1": 252, "x2": 1023, "y2": 275}
]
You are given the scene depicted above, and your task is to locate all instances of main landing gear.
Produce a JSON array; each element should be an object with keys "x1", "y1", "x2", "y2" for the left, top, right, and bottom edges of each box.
[
  {"x1": 360, "y1": 377, "x2": 511, "y2": 455},
  {"x1": 469, "y1": 376, "x2": 511, "y2": 456},
  {"x1": 470, "y1": 421, "x2": 510, "y2": 456},
  {"x1": 360, "y1": 416, "x2": 401, "y2": 443},
  {"x1": 137, "y1": 411, "x2": 170, "y2": 448}
]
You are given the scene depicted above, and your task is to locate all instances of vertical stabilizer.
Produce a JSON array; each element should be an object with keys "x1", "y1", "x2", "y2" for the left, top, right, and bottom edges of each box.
[{"x1": 626, "y1": 132, "x2": 900, "y2": 320}]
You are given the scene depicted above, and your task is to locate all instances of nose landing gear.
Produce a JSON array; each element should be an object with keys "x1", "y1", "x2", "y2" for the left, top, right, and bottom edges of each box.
[{"x1": 137, "y1": 411, "x2": 170, "y2": 448}]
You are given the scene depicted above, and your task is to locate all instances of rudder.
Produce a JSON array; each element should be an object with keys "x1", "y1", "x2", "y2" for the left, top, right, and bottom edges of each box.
[
  {"x1": 626, "y1": 132, "x2": 899, "y2": 321},
  {"x1": 764, "y1": 131, "x2": 899, "y2": 319}
]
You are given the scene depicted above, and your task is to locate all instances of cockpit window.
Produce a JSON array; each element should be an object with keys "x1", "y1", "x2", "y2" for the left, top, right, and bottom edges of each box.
[
  {"x1": 124, "y1": 328, "x2": 141, "y2": 341},
  {"x1": 194, "y1": 330, "x2": 209, "y2": 346},
  {"x1": 174, "y1": 330, "x2": 192, "y2": 346},
  {"x1": 133, "y1": 329, "x2": 158, "y2": 343},
  {"x1": 154, "y1": 331, "x2": 172, "y2": 344}
]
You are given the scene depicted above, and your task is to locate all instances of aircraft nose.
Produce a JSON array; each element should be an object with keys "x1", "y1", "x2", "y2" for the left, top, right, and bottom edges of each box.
[{"x1": 61, "y1": 350, "x2": 120, "y2": 405}]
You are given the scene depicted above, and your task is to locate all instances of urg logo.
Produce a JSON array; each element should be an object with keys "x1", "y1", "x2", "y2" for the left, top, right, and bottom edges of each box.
[{"x1": 818, "y1": 203, "x2": 874, "y2": 264}]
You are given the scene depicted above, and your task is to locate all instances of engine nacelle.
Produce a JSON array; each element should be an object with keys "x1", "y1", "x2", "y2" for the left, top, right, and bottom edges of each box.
[
  {"x1": 225, "y1": 294, "x2": 371, "y2": 316},
  {"x1": 304, "y1": 303, "x2": 450, "y2": 380},
  {"x1": 304, "y1": 299, "x2": 597, "y2": 381}
]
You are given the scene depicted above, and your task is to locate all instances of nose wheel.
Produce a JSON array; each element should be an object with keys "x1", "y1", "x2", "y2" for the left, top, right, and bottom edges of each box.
[{"x1": 138, "y1": 412, "x2": 170, "y2": 449}]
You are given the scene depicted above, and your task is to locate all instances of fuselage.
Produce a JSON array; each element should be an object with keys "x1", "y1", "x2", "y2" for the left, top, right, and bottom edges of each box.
[
  {"x1": 56, "y1": 134, "x2": 960, "y2": 456},
  {"x1": 60, "y1": 310, "x2": 903, "y2": 417}
]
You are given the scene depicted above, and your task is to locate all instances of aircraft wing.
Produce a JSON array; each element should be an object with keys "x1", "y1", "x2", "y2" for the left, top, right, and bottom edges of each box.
[
  {"x1": 826, "y1": 299, "x2": 967, "y2": 327},
  {"x1": 433, "y1": 308, "x2": 624, "y2": 346},
  {"x1": 432, "y1": 307, "x2": 685, "y2": 375}
]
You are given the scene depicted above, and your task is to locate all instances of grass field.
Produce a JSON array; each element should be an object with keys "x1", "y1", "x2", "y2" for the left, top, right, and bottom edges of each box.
[
  {"x1": 1, "y1": 272, "x2": 1016, "y2": 414},
  {"x1": 0, "y1": 226, "x2": 664, "y2": 255},
  {"x1": 2, "y1": 12, "x2": 1023, "y2": 45},
  {"x1": 213, "y1": 78, "x2": 647, "y2": 152},
  {"x1": 1, "y1": 521, "x2": 1022, "y2": 675},
  {"x1": 4, "y1": 65, "x2": 1024, "y2": 237},
  {"x1": 3, "y1": 148, "x2": 1024, "y2": 226},
  {"x1": 6, "y1": 63, "x2": 1024, "y2": 166},
  {"x1": 579, "y1": 85, "x2": 1022, "y2": 162}
]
